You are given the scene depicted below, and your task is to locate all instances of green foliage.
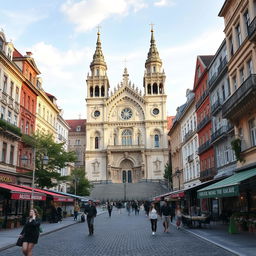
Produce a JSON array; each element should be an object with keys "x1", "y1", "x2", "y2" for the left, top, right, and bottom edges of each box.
[
  {"x1": 0, "y1": 118, "x2": 22, "y2": 136},
  {"x1": 163, "y1": 163, "x2": 172, "y2": 189},
  {"x1": 28, "y1": 133, "x2": 77, "y2": 188},
  {"x1": 67, "y1": 168, "x2": 91, "y2": 196},
  {"x1": 231, "y1": 138, "x2": 243, "y2": 162}
]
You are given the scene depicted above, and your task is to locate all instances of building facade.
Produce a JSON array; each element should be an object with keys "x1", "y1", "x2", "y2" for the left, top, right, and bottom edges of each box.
[
  {"x1": 194, "y1": 56, "x2": 215, "y2": 182},
  {"x1": 66, "y1": 119, "x2": 86, "y2": 168},
  {"x1": 85, "y1": 30, "x2": 169, "y2": 183},
  {"x1": 208, "y1": 40, "x2": 237, "y2": 179},
  {"x1": 220, "y1": 0, "x2": 256, "y2": 169},
  {"x1": 180, "y1": 90, "x2": 200, "y2": 189}
]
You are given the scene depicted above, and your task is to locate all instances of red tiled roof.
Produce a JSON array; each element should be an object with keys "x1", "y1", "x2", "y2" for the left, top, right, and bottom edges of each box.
[
  {"x1": 199, "y1": 55, "x2": 214, "y2": 68},
  {"x1": 167, "y1": 116, "x2": 175, "y2": 130},
  {"x1": 65, "y1": 119, "x2": 86, "y2": 132},
  {"x1": 13, "y1": 48, "x2": 23, "y2": 58}
]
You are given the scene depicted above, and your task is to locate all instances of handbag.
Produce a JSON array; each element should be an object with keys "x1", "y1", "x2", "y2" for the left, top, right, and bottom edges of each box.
[{"x1": 16, "y1": 236, "x2": 24, "y2": 247}]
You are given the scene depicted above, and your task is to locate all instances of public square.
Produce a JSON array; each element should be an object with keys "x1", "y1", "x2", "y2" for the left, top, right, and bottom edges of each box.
[{"x1": 0, "y1": 210, "x2": 235, "y2": 256}]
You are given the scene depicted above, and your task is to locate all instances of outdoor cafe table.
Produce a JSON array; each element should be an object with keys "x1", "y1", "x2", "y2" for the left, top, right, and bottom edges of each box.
[{"x1": 182, "y1": 215, "x2": 208, "y2": 228}]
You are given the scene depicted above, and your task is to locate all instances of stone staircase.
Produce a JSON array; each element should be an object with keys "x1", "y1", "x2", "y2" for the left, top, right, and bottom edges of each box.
[{"x1": 90, "y1": 182, "x2": 169, "y2": 201}]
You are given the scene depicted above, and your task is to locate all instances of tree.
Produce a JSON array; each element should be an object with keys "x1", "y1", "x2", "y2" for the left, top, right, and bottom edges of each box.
[
  {"x1": 163, "y1": 163, "x2": 172, "y2": 190},
  {"x1": 68, "y1": 168, "x2": 91, "y2": 196},
  {"x1": 22, "y1": 133, "x2": 76, "y2": 188}
]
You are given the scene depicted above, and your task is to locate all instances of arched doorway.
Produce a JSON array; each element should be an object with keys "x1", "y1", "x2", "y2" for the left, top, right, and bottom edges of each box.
[{"x1": 120, "y1": 159, "x2": 133, "y2": 183}]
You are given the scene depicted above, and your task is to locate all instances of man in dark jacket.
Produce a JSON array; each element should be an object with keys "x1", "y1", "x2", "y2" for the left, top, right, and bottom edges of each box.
[
  {"x1": 160, "y1": 201, "x2": 172, "y2": 232},
  {"x1": 84, "y1": 200, "x2": 97, "y2": 235}
]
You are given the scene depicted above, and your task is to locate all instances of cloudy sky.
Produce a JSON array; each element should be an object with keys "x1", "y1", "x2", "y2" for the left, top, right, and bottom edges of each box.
[{"x1": 0, "y1": 0, "x2": 225, "y2": 119}]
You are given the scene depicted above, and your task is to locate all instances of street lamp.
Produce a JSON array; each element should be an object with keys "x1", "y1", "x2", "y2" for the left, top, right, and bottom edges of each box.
[
  {"x1": 175, "y1": 169, "x2": 181, "y2": 190},
  {"x1": 21, "y1": 150, "x2": 49, "y2": 209}
]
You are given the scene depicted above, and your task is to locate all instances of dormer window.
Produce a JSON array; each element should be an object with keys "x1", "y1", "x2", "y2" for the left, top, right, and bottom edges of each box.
[
  {"x1": 0, "y1": 38, "x2": 4, "y2": 51},
  {"x1": 197, "y1": 66, "x2": 201, "y2": 78},
  {"x1": 7, "y1": 47, "x2": 12, "y2": 59},
  {"x1": 76, "y1": 126, "x2": 81, "y2": 132}
]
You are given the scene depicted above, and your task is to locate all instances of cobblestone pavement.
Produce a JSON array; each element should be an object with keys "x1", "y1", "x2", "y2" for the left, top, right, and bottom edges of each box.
[{"x1": 0, "y1": 210, "x2": 236, "y2": 256}]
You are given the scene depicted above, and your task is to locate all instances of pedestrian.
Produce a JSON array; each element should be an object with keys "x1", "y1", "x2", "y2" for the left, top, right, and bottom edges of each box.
[
  {"x1": 57, "y1": 206, "x2": 62, "y2": 222},
  {"x1": 144, "y1": 201, "x2": 150, "y2": 216},
  {"x1": 74, "y1": 203, "x2": 80, "y2": 221},
  {"x1": 134, "y1": 202, "x2": 139, "y2": 215},
  {"x1": 175, "y1": 205, "x2": 182, "y2": 229},
  {"x1": 149, "y1": 202, "x2": 159, "y2": 235},
  {"x1": 160, "y1": 201, "x2": 172, "y2": 232},
  {"x1": 107, "y1": 201, "x2": 113, "y2": 217},
  {"x1": 19, "y1": 208, "x2": 41, "y2": 256},
  {"x1": 126, "y1": 201, "x2": 131, "y2": 216},
  {"x1": 84, "y1": 200, "x2": 97, "y2": 236}
]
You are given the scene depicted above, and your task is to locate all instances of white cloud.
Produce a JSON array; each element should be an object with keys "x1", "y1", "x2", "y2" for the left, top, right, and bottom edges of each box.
[
  {"x1": 61, "y1": 0, "x2": 147, "y2": 32},
  {"x1": 154, "y1": 0, "x2": 175, "y2": 7},
  {"x1": 0, "y1": 9, "x2": 46, "y2": 40}
]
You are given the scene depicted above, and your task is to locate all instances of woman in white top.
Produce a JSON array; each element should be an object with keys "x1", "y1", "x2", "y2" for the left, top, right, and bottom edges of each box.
[{"x1": 149, "y1": 203, "x2": 159, "y2": 235}]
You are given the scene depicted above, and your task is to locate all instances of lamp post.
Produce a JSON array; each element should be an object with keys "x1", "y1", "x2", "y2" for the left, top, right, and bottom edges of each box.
[{"x1": 21, "y1": 149, "x2": 49, "y2": 209}]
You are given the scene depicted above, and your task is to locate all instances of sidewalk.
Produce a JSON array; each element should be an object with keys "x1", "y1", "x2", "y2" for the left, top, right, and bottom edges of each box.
[
  {"x1": 0, "y1": 209, "x2": 106, "y2": 252},
  {"x1": 172, "y1": 221, "x2": 256, "y2": 256}
]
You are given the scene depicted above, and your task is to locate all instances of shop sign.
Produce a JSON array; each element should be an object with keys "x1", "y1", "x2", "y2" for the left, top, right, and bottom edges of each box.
[
  {"x1": 53, "y1": 197, "x2": 74, "y2": 202},
  {"x1": 170, "y1": 192, "x2": 185, "y2": 199},
  {"x1": 11, "y1": 193, "x2": 46, "y2": 201},
  {"x1": 0, "y1": 174, "x2": 16, "y2": 183},
  {"x1": 198, "y1": 185, "x2": 239, "y2": 198}
]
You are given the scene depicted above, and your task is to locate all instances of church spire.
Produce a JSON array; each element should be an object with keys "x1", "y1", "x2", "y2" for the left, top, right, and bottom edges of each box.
[
  {"x1": 90, "y1": 29, "x2": 107, "y2": 70},
  {"x1": 145, "y1": 26, "x2": 162, "y2": 67}
]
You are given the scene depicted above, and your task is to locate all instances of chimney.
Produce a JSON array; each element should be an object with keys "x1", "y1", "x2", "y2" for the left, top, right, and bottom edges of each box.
[{"x1": 26, "y1": 51, "x2": 33, "y2": 57}]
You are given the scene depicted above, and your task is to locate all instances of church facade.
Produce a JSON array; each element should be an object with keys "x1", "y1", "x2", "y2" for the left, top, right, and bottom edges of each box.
[{"x1": 85, "y1": 29, "x2": 169, "y2": 184}]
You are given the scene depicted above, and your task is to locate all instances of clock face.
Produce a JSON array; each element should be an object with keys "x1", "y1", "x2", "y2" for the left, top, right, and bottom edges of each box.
[
  {"x1": 94, "y1": 110, "x2": 100, "y2": 117},
  {"x1": 153, "y1": 108, "x2": 159, "y2": 115},
  {"x1": 121, "y1": 108, "x2": 132, "y2": 120}
]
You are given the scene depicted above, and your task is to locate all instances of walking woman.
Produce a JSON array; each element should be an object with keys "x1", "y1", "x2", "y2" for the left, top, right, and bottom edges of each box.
[
  {"x1": 107, "y1": 201, "x2": 113, "y2": 217},
  {"x1": 149, "y1": 203, "x2": 159, "y2": 235},
  {"x1": 175, "y1": 205, "x2": 182, "y2": 229},
  {"x1": 20, "y1": 208, "x2": 41, "y2": 256}
]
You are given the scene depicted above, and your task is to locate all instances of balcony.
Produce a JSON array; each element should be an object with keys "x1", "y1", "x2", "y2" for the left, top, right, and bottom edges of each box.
[
  {"x1": 200, "y1": 168, "x2": 216, "y2": 181},
  {"x1": 211, "y1": 99, "x2": 222, "y2": 115},
  {"x1": 0, "y1": 91, "x2": 8, "y2": 105},
  {"x1": 187, "y1": 154, "x2": 193, "y2": 163},
  {"x1": 107, "y1": 145, "x2": 145, "y2": 152},
  {"x1": 197, "y1": 115, "x2": 211, "y2": 132},
  {"x1": 14, "y1": 101, "x2": 20, "y2": 113},
  {"x1": 248, "y1": 16, "x2": 256, "y2": 42},
  {"x1": 211, "y1": 125, "x2": 230, "y2": 144},
  {"x1": 222, "y1": 74, "x2": 256, "y2": 120},
  {"x1": 208, "y1": 58, "x2": 228, "y2": 90},
  {"x1": 196, "y1": 89, "x2": 209, "y2": 109},
  {"x1": 198, "y1": 140, "x2": 211, "y2": 155},
  {"x1": 183, "y1": 129, "x2": 195, "y2": 144},
  {"x1": 8, "y1": 96, "x2": 14, "y2": 109},
  {"x1": 0, "y1": 118, "x2": 22, "y2": 139}
]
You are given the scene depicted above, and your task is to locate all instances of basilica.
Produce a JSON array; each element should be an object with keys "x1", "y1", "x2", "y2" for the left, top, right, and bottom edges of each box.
[{"x1": 85, "y1": 29, "x2": 169, "y2": 184}]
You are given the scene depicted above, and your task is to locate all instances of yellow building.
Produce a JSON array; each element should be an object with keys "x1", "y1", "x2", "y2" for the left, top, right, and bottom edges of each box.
[
  {"x1": 35, "y1": 80, "x2": 59, "y2": 138},
  {"x1": 219, "y1": 0, "x2": 256, "y2": 168}
]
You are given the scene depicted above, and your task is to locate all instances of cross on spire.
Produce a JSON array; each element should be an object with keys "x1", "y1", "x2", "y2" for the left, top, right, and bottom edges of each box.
[
  {"x1": 150, "y1": 23, "x2": 155, "y2": 32},
  {"x1": 97, "y1": 25, "x2": 101, "y2": 34}
]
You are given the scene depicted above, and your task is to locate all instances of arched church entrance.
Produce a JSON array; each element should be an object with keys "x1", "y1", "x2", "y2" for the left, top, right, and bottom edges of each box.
[{"x1": 120, "y1": 159, "x2": 133, "y2": 183}]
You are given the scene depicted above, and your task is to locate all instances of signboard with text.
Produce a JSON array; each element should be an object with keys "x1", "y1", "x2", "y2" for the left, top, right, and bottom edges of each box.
[
  {"x1": 11, "y1": 193, "x2": 46, "y2": 201},
  {"x1": 0, "y1": 174, "x2": 16, "y2": 183},
  {"x1": 198, "y1": 185, "x2": 239, "y2": 198}
]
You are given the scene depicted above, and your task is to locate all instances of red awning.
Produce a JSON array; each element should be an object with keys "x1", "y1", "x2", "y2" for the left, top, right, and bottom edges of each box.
[
  {"x1": 14, "y1": 185, "x2": 74, "y2": 202},
  {"x1": 0, "y1": 183, "x2": 46, "y2": 201},
  {"x1": 165, "y1": 191, "x2": 185, "y2": 199}
]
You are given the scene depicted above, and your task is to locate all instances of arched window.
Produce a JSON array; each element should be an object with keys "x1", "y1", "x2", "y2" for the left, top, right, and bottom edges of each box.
[
  {"x1": 154, "y1": 134, "x2": 159, "y2": 148},
  {"x1": 159, "y1": 84, "x2": 163, "y2": 94},
  {"x1": 153, "y1": 83, "x2": 158, "y2": 94},
  {"x1": 101, "y1": 86, "x2": 105, "y2": 97},
  {"x1": 95, "y1": 137, "x2": 99, "y2": 149},
  {"x1": 95, "y1": 86, "x2": 99, "y2": 97},
  {"x1": 122, "y1": 129, "x2": 132, "y2": 146},
  {"x1": 0, "y1": 37, "x2": 4, "y2": 50},
  {"x1": 90, "y1": 86, "x2": 93, "y2": 97},
  {"x1": 114, "y1": 133, "x2": 117, "y2": 145},
  {"x1": 147, "y1": 84, "x2": 151, "y2": 94}
]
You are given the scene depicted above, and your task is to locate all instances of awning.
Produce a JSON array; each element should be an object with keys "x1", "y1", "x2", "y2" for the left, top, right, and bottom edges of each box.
[
  {"x1": 13, "y1": 185, "x2": 73, "y2": 202},
  {"x1": 165, "y1": 190, "x2": 185, "y2": 199},
  {"x1": 0, "y1": 183, "x2": 46, "y2": 201},
  {"x1": 197, "y1": 168, "x2": 256, "y2": 198}
]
